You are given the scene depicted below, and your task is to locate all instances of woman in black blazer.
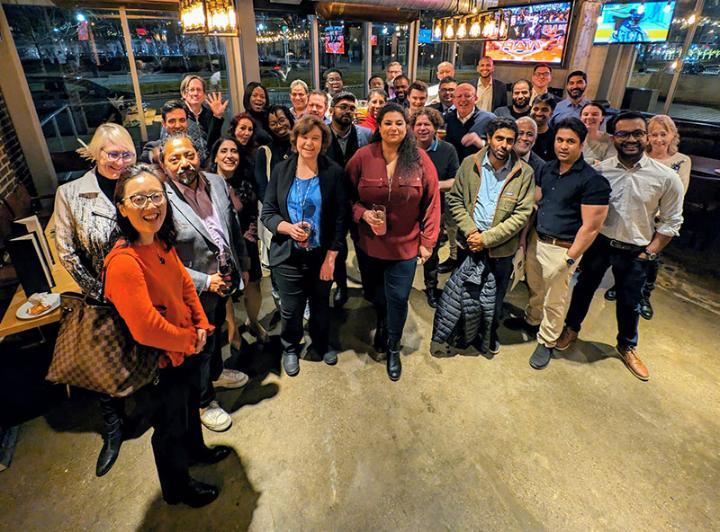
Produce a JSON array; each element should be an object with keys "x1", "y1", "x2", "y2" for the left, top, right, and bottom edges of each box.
[{"x1": 260, "y1": 115, "x2": 348, "y2": 377}]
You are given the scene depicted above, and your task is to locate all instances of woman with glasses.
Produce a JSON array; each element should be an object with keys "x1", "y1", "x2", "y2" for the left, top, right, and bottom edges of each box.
[
  {"x1": 260, "y1": 115, "x2": 348, "y2": 377},
  {"x1": 53, "y1": 123, "x2": 137, "y2": 477},
  {"x1": 104, "y1": 163, "x2": 227, "y2": 508}
]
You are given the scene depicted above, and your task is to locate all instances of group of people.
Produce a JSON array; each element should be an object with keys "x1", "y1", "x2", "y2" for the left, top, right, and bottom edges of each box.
[{"x1": 50, "y1": 54, "x2": 690, "y2": 507}]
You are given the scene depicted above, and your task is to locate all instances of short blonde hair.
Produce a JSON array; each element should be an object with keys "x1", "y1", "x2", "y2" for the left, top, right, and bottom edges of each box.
[
  {"x1": 648, "y1": 114, "x2": 680, "y2": 155},
  {"x1": 76, "y1": 123, "x2": 135, "y2": 162},
  {"x1": 289, "y1": 79, "x2": 309, "y2": 94},
  {"x1": 180, "y1": 74, "x2": 206, "y2": 95}
]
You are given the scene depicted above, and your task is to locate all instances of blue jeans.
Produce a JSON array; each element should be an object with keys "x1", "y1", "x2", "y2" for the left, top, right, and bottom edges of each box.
[
  {"x1": 356, "y1": 248, "x2": 417, "y2": 344},
  {"x1": 565, "y1": 235, "x2": 649, "y2": 348}
]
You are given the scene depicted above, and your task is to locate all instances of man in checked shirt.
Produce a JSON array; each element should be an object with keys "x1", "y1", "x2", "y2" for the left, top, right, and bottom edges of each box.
[{"x1": 556, "y1": 111, "x2": 684, "y2": 381}]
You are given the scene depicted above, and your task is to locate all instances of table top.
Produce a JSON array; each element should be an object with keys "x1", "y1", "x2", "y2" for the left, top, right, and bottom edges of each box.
[
  {"x1": 690, "y1": 155, "x2": 720, "y2": 181},
  {"x1": 0, "y1": 218, "x2": 80, "y2": 338}
]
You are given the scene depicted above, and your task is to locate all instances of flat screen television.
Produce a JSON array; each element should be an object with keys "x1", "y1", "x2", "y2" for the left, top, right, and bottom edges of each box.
[
  {"x1": 593, "y1": 1, "x2": 676, "y2": 44},
  {"x1": 485, "y1": 1, "x2": 573, "y2": 65}
]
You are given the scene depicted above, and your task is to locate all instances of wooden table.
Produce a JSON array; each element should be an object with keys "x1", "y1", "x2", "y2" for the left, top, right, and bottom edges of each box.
[{"x1": 0, "y1": 217, "x2": 80, "y2": 338}]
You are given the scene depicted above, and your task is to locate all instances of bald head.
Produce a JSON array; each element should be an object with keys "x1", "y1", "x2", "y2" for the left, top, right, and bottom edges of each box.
[
  {"x1": 453, "y1": 83, "x2": 477, "y2": 116},
  {"x1": 436, "y1": 62, "x2": 455, "y2": 81}
]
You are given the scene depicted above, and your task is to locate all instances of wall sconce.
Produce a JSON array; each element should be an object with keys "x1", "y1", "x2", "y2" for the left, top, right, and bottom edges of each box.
[
  {"x1": 205, "y1": 0, "x2": 238, "y2": 36},
  {"x1": 180, "y1": 0, "x2": 206, "y2": 34}
]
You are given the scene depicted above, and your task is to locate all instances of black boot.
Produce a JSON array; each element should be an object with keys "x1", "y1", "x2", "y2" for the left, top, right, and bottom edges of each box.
[
  {"x1": 96, "y1": 422, "x2": 123, "y2": 477},
  {"x1": 164, "y1": 478, "x2": 220, "y2": 507},
  {"x1": 386, "y1": 340, "x2": 402, "y2": 381},
  {"x1": 373, "y1": 316, "x2": 387, "y2": 352}
]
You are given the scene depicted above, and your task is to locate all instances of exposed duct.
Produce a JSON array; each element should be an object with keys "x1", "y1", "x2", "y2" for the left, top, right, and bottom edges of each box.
[{"x1": 314, "y1": 0, "x2": 474, "y2": 22}]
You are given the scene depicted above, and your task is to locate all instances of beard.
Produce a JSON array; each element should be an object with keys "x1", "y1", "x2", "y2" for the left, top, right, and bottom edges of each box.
[{"x1": 177, "y1": 165, "x2": 200, "y2": 186}]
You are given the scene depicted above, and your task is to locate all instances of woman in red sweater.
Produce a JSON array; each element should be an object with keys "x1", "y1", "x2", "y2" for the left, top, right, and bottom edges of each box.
[
  {"x1": 104, "y1": 164, "x2": 227, "y2": 508},
  {"x1": 346, "y1": 103, "x2": 441, "y2": 381}
]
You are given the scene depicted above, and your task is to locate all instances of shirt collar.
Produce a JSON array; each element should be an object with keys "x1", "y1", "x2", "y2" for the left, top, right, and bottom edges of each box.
[
  {"x1": 173, "y1": 172, "x2": 207, "y2": 197},
  {"x1": 482, "y1": 153, "x2": 513, "y2": 174},
  {"x1": 426, "y1": 138, "x2": 439, "y2": 152},
  {"x1": 457, "y1": 108, "x2": 477, "y2": 124},
  {"x1": 614, "y1": 153, "x2": 650, "y2": 171}
]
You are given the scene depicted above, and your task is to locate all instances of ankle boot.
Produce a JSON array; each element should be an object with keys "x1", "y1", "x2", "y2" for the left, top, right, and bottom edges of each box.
[
  {"x1": 96, "y1": 423, "x2": 123, "y2": 477},
  {"x1": 386, "y1": 340, "x2": 402, "y2": 381},
  {"x1": 373, "y1": 317, "x2": 388, "y2": 352}
]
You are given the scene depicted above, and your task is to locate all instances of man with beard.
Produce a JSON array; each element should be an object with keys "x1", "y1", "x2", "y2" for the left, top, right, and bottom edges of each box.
[
  {"x1": 140, "y1": 100, "x2": 208, "y2": 165},
  {"x1": 444, "y1": 117, "x2": 535, "y2": 354},
  {"x1": 514, "y1": 116, "x2": 546, "y2": 177},
  {"x1": 161, "y1": 134, "x2": 250, "y2": 432},
  {"x1": 325, "y1": 92, "x2": 372, "y2": 308},
  {"x1": 557, "y1": 112, "x2": 684, "y2": 381},
  {"x1": 390, "y1": 75, "x2": 410, "y2": 108},
  {"x1": 494, "y1": 80, "x2": 532, "y2": 120},
  {"x1": 429, "y1": 77, "x2": 457, "y2": 115},
  {"x1": 551, "y1": 70, "x2": 590, "y2": 126},
  {"x1": 530, "y1": 93, "x2": 557, "y2": 161},
  {"x1": 507, "y1": 117, "x2": 610, "y2": 371},
  {"x1": 475, "y1": 56, "x2": 507, "y2": 113}
]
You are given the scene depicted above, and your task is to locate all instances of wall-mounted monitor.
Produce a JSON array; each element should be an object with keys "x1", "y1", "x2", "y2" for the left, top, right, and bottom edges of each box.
[
  {"x1": 484, "y1": 1, "x2": 573, "y2": 65},
  {"x1": 593, "y1": 1, "x2": 676, "y2": 44}
]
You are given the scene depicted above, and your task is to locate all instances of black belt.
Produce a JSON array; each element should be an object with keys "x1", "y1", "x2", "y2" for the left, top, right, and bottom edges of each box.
[{"x1": 601, "y1": 235, "x2": 645, "y2": 252}]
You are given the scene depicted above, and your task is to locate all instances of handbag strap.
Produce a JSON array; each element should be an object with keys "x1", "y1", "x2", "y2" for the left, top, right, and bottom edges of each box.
[
  {"x1": 86, "y1": 246, "x2": 135, "y2": 305},
  {"x1": 261, "y1": 145, "x2": 272, "y2": 182}
]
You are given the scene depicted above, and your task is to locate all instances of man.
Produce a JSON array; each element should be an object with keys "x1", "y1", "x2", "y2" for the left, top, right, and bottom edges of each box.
[
  {"x1": 531, "y1": 63, "x2": 554, "y2": 104},
  {"x1": 410, "y1": 107, "x2": 460, "y2": 308},
  {"x1": 140, "y1": 100, "x2": 207, "y2": 165},
  {"x1": 530, "y1": 93, "x2": 557, "y2": 161},
  {"x1": 494, "y1": 80, "x2": 532, "y2": 120},
  {"x1": 446, "y1": 117, "x2": 535, "y2": 353},
  {"x1": 514, "y1": 116, "x2": 546, "y2": 177},
  {"x1": 557, "y1": 112, "x2": 684, "y2": 381},
  {"x1": 507, "y1": 117, "x2": 610, "y2": 370},
  {"x1": 428, "y1": 61, "x2": 456, "y2": 103},
  {"x1": 160, "y1": 134, "x2": 251, "y2": 432},
  {"x1": 390, "y1": 75, "x2": 410, "y2": 108},
  {"x1": 551, "y1": 70, "x2": 590, "y2": 126},
  {"x1": 429, "y1": 77, "x2": 457, "y2": 115},
  {"x1": 385, "y1": 61, "x2": 403, "y2": 99},
  {"x1": 324, "y1": 68, "x2": 344, "y2": 98},
  {"x1": 408, "y1": 81, "x2": 429, "y2": 114},
  {"x1": 325, "y1": 92, "x2": 372, "y2": 308},
  {"x1": 475, "y1": 56, "x2": 507, "y2": 113},
  {"x1": 288, "y1": 79, "x2": 309, "y2": 119},
  {"x1": 306, "y1": 89, "x2": 330, "y2": 121},
  {"x1": 179, "y1": 74, "x2": 226, "y2": 152},
  {"x1": 444, "y1": 82, "x2": 496, "y2": 163}
]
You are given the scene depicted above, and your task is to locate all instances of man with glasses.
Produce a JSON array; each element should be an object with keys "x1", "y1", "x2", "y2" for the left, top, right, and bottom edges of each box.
[
  {"x1": 160, "y1": 133, "x2": 250, "y2": 432},
  {"x1": 427, "y1": 61, "x2": 456, "y2": 103},
  {"x1": 324, "y1": 69, "x2": 345, "y2": 98},
  {"x1": 385, "y1": 61, "x2": 403, "y2": 99},
  {"x1": 429, "y1": 77, "x2": 457, "y2": 115},
  {"x1": 531, "y1": 64, "x2": 554, "y2": 104},
  {"x1": 140, "y1": 100, "x2": 208, "y2": 165},
  {"x1": 325, "y1": 92, "x2": 372, "y2": 308},
  {"x1": 556, "y1": 112, "x2": 684, "y2": 381}
]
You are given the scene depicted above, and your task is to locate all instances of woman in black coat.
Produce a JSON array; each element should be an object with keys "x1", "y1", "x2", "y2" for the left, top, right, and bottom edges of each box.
[{"x1": 260, "y1": 115, "x2": 348, "y2": 377}]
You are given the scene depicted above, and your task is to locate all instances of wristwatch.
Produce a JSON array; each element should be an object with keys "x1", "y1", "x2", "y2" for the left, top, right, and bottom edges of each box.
[
  {"x1": 565, "y1": 256, "x2": 576, "y2": 267},
  {"x1": 644, "y1": 249, "x2": 658, "y2": 260}
]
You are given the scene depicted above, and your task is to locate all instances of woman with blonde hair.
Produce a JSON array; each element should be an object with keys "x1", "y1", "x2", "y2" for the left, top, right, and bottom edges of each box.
[
  {"x1": 54, "y1": 123, "x2": 137, "y2": 477},
  {"x1": 647, "y1": 114, "x2": 692, "y2": 192}
]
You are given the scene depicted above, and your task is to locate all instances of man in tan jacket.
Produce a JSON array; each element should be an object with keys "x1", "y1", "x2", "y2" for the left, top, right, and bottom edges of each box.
[{"x1": 447, "y1": 117, "x2": 535, "y2": 354}]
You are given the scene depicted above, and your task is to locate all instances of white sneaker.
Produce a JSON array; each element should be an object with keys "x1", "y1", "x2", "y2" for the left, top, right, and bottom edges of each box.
[
  {"x1": 200, "y1": 401, "x2": 232, "y2": 432},
  {"x1": 212, "y1": 369, "x2": 249, "y2": 389}
]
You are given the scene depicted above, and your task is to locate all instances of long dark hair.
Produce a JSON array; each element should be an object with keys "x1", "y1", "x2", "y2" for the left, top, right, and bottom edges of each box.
[
  {"x1": 208, "y1": 135, "x2": 242, "y2": 174},
  {"x1": 113, "y1": 163, "x2": 177, "y2": 251},
  {"x1": 371, "y1": 102, "x2": 421, "y2": 177},
  {"x1": 227, "y1": 112, "x2": 259, "y2": 151}
]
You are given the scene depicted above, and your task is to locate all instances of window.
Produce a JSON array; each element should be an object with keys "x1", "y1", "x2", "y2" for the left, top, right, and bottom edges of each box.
[
  {"x1": 455, "y1": 42, "x2": 484, "y2": 82},
  {"x1": 371, "y1": 23, "x2": 411, "y2": 81},
  {"x1": 318, "y1": 20, "x2": 366, "y2": 98},
  {"x1": 417, "y1": 16, "x2": 453, "y2": 86}
]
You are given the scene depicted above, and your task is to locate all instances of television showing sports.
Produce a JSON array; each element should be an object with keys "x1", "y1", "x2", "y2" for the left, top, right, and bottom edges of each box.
[
  {"x1": 593, "y1": 1, "x2": 676, "y2": 44},
  {"x1": 485, "y1": 1, "x2": 573, "y2": 65}
]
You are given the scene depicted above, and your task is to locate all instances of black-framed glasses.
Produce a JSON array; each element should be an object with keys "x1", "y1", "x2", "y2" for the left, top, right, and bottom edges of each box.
[
  {"x1": 125, "y1": 192, "x2": 165, "y2": 209},
  {"x1": 614, "y1": 130, "x2": 647, "y2": 139}
]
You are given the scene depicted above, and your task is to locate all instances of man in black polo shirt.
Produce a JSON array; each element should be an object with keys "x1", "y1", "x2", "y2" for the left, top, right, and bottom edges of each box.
[
  {"x1": 530, "y1": 93, "x2": 557, "y2": 161},
  {"x1": 507, "y1": 117, "x2": 610, "y2": 369},
  {"x1": 494, "y1": 79, "x2": 532, "y2": 120},
  {"x1": 410, "y1": 107, "x2": 460, "y2": 307}
]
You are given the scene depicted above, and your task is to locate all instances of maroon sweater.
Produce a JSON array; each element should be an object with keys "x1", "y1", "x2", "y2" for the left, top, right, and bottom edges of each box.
[{"x1": 346, "y1": 142, "x2": 440, "y2": 261}]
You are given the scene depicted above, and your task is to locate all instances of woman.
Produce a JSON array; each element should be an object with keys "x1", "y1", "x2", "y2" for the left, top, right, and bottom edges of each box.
[
  {"x1": 209, "y1": 136, "x2": 268, "y2": 345},
  {"x1": 54, "y1": 123, "x2": 136, "y2": 477},
  {"x1": 260, "y1": 115, "x2": 348, "y2": 377},
  {"x1": 346, "y1": 103, "x2": 441, "y2": 381},
  {"x1": 648, "y1": 114, "x2": 692, "y2": 192},
  {"x1": 104, "y1": 164, "x2": 227, "y2": 508},
  {"x1": 358, "y1": 88, "x2": 388, "y2": 133},
  {"x1": 288, "y1": 79, "x2": 309, "y2": 120},
  {"x1": 243, "y1": 81, "x2": 271, "y2": 145},
  {"x1": 255, "y1": 105, "x2": 295, "y2": 202},
  {"x1": 580, "y1": 101, "x2": 616, "y2": 165}
]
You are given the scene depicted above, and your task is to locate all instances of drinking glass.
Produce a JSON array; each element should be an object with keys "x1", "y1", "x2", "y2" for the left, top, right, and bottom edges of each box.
[
  {"x1": 298, "y1": 220, "x2": 313, "y2": 249},
  {"x1": 371, "y1": 204, "x2": 387, "y2": 236}
]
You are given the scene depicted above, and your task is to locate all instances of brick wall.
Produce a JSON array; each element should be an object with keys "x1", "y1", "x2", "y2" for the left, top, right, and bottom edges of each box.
[{"x1": 0, "y1": 87, "x2": 34, "y2": 198}]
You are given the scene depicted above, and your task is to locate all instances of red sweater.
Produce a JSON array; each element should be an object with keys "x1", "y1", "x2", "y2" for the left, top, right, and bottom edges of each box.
[
  {"x1": 346, "y1": 142, "x2": 441, "y2": 260},
  {"x1": 104, "y1": 240, "x2": 213, "y2": 369}
]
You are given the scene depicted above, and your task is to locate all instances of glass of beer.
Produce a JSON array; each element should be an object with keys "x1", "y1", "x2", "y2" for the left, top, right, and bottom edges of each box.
[
  {"x1": 437, "y1": 127, "x2": 447, "y2": 140},
  {"x1": 298, "y1": 220, "x2": 313, "y2": 249},
  {"x1": 371, "y1": 204, "x2": 387, "y2": 236}
]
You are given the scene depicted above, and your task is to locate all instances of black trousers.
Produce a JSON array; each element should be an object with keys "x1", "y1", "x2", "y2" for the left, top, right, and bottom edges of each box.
[
  {"x1": 457, "y1": 248, "x2": 514, "y2": 342},
  {"x1": 334, "y1": 245, "x2": 348, "y2": 289},
  {"x1": 198, "y1": 293, "x2": 228, "y2": 408},
  {"x1": 273, "y1": 248, "x2": 332, "y2": 355}
]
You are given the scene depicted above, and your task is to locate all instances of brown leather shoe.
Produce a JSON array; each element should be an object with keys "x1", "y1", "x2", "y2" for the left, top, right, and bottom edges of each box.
[
  {"x1": 555, "y1": 327, "x2": 578, "y2": 351},
  {"x1": 617, "y1": 345, "x2": 649, "y2": 381}
]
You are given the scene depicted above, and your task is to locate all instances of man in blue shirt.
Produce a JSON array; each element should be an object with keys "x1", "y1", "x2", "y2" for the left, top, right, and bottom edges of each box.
[{"x1": 550, "y1": 71, "x2": 590, "y2": 127}]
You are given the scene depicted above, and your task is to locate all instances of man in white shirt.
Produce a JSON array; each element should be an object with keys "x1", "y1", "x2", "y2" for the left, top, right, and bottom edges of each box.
[
  {"x1": 557, "y1": 111, "x2": 684, "y2": 381},
  {"x1": 475, "y1": 56, "x2": 507, "y2": 112}
]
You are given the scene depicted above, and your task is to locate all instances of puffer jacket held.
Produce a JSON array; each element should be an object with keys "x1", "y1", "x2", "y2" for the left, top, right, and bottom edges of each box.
[{"x1": 431, "y1": 253, "x2": 497, "y2": 353}]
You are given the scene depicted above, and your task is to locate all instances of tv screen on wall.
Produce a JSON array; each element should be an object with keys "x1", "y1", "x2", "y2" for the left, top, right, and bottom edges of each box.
[
  {"x1": 593, "y1": 1, "x2": 676, "y2": 44},
  {"x1": 484, "y1": 1, "x2": 573, "y2": 64}
]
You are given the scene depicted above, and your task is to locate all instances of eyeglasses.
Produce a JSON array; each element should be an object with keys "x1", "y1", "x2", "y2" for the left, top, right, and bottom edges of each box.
[
  {"x1": 102, "y1": 149, "x2": 135, "y2": 162},
  {"x1": 533, "y1": 71, "x2": 552, "y2": 77},
  {"x1": 336, "y1": 104, "x2": 356, "y2": 112},
  {"x1": 613, "y1": 130, "x2": 647, "y2": 139},
  {"x1": 124, "y1": 192, "x2": 165, "y2": 209}
]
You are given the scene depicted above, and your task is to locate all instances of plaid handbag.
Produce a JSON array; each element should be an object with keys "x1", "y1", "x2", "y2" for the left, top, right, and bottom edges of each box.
[{"x1": 46, "y1": 252, "x2": 159, "y2": 397}]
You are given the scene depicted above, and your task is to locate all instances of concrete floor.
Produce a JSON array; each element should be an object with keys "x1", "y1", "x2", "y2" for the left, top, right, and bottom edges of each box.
[{"x1": 1, "y1": 254, "x2": 719, "y2": 531}]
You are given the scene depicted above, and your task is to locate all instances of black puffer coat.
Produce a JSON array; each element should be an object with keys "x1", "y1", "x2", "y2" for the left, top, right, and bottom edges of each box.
[{"x1": 431, "y1": 253, "x2": 497, "y2": 352}]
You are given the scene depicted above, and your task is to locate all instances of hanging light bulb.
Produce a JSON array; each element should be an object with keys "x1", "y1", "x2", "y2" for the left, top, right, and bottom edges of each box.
[
  {"x1": 444, "y1": 20, "x2": 455, "y2": 39},
  {"x1": 688, "y1": 14, "x2": 697, "y2": 25},
  {"x1": 469, "y1": 16, "x2": 482, "y2": 38},
  {"x1": 457, "y1": 18, "x2": 467, "y2": 39},
  {"x1": 433, "y1": 20, "x2": 442, "y2": 39}
]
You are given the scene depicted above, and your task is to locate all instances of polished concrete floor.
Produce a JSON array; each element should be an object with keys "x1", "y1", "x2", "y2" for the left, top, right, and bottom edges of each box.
[{"x1": 1, "y1": 253, "x2": 719, "y2": 531}]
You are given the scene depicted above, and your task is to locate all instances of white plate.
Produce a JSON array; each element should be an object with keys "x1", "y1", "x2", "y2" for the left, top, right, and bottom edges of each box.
[{"x1": 16, "y1": 294, "x2": 61, "y2": 320}]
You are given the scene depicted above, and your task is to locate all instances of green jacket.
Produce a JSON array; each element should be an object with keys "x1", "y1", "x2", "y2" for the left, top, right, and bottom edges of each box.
[{"x1": 447, "y1": 147, "x2": 535, "y2": 258}]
